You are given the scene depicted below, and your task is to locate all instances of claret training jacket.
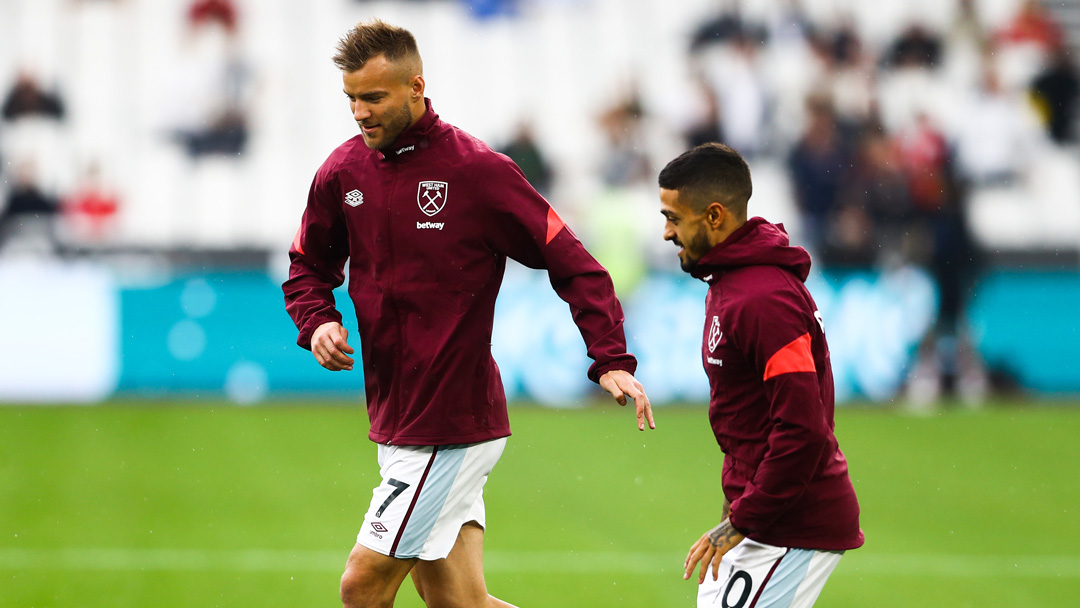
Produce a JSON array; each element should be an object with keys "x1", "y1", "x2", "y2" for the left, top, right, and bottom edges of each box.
[
  {"x1": 283, "y1": 100, "x2": 637, "y2": 446},
  {"x1": 691, "y1": 217, "x2": 863, "y2": 551}
]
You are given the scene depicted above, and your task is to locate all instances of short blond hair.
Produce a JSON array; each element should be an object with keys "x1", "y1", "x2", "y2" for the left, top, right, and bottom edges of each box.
[{"x1": 332, "y1": 20, "x2": 422, "y2": 77}]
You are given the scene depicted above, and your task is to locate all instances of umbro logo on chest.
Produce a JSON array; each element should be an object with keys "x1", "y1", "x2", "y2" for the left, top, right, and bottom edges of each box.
[{"x1": 344, "y1": 189, "x2": 363, "y2": 207}]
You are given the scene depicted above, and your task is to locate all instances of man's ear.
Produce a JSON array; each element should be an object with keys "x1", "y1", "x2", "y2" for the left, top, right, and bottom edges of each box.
[
  {"x1": 411, "y1": 74, "x2": 425, "y2": 100},
  {"x1": 705, "y1": 202, "x2": 726, "y2": 229}
]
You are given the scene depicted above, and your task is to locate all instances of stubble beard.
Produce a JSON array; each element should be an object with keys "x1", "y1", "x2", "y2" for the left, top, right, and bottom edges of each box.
[
  {"x1": 362, "y1": 99, "x2": 414, "y2": 151},
  {"x1": 679, "y1": 228, "x2": 712, "y2": 273}
]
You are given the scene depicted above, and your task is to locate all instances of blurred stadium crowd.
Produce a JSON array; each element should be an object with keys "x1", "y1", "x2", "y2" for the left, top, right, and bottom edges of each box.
[{"x1": 1, "y1": 0, "x2": 1078, "y2": 404}]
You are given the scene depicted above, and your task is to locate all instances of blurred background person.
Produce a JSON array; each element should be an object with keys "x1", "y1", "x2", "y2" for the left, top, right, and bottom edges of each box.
[
  {"x1": 1, "y1": 71, "x2": 65, "y2": 122},
  {"x1": 0, "y1": 160, "x2": 59, "y2": 257},
  {"x1": 786, "y1": 92, "x2": 855, "y2": 258},
  {"x1": 498, "y1": 122, "x2": 554, "y2": 198},
  {"x1": 60, "y1": 161, "x2": 121, "y2": 246}
]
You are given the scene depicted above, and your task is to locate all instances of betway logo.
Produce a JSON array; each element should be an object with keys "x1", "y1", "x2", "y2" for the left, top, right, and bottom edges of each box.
[
  {"x1": 396, "y1": 145, "x2": 415, "y2": 155},
  {"x1": 417, "y1": 221, "x2": 445, "y2": 230}
]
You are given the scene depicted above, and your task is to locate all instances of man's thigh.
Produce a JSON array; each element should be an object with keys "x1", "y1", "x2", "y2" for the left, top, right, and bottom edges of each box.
[
  {"x1": 697, "y1": 539, "x2": 844, "y2": 608},
  {"x1": 341, "y1": 542, "x2": 417, "y2": 604},
  {"x1": 410, "y1": 522, "x2": 489, "y2": 606}
]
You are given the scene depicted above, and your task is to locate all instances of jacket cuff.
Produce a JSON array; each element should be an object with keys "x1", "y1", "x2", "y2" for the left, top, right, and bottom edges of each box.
[
  {"x1": 588, "y1": 354, "x2": 638, "y2": 383},
  {"x1": 728, "y1": 512, "x2": 752, "y2": 537},
  {"x1": 297, "y1": 312, "x2": 344, "y2": 351}
]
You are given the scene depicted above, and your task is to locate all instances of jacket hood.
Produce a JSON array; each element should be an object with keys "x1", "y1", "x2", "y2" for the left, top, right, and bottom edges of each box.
[{"x1": 690, "y1": 217, "x2": 812, "y2": 283}]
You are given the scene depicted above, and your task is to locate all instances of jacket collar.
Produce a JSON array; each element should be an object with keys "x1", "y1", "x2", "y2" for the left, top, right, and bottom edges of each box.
[
  {"x1": 689, "y1": 217, "x2": 812, "y2": 285},
  {"x1": 689, "y1": 218, "x2": 766, "y2": 284},
  {"x1": 377, "y1": 98, "x2": 439, "y2": 161}
]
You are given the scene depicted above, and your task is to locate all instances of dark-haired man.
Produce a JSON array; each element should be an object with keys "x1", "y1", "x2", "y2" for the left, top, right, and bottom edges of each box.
[
  {"x1": 658, "y1": 143, "x2": 862, "y2": 607},
  {"x1": 282, "y1": 19, "x2": 653, "y2": 608}
]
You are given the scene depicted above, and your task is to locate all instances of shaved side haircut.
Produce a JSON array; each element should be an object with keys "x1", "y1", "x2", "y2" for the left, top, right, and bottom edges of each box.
[
  {"x1": 333, "y1": 19, "x2": 422, "y2": 79},
  {"x1": 658, "y1": 143, "x2": 752, "y2": 219}
]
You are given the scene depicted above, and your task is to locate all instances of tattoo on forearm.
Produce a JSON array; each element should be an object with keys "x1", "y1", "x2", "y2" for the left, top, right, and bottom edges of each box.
[
  {"x1": 721, "y1": 500, "x2": 731, "y2": 521},
  {"x1": 707, "y1": 520, "x2": 741, "y2": 549}
]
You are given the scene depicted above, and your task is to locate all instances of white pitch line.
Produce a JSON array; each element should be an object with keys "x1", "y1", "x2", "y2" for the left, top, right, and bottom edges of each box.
[{"x1": 0, "y1": 548, "x2": 1078, "y2": 579}]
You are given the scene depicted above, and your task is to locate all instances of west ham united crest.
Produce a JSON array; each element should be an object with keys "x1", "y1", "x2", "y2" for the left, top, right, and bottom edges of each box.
[
  {"x1": 417, "y1": 181, "x2": 448, "y2": 216},
  {"x1": 708, "y1": 316, "x2": 723, "y2": 353}
]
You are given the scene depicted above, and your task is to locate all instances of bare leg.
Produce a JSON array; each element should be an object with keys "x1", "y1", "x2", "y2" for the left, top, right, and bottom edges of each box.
[
  {"x1": 340, "y1": 543, "x2": 418, "y2": 608},
  {"x1": 410, "y1": 522, "x2": 517, "y2": 608}
]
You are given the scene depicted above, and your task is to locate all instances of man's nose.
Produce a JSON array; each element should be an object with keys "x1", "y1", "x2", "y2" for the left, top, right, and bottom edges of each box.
[{"x1": 353, "y1": 103, "x2": 370, "y2": 122}]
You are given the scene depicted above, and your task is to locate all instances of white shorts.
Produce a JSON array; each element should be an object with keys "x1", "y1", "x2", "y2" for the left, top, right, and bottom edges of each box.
[
  {"x1": 697, "y1": 538, "x2": 844, "y2": 608},
  {"x1": 357, "y1": 437, "x2": 506, "y2": 561}
]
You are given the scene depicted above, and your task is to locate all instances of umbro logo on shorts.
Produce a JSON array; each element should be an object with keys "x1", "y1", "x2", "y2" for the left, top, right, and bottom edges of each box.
[{"x1": 345, "y1": 189, "x2": 364, "y2": 207}]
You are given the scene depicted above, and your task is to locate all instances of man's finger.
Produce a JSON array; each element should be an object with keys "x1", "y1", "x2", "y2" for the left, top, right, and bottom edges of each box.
[
  {"x1": 683, "y1": 544, "x2": 697, "y2": 577},
  {"x1": 697, "y1": 546, "x2": 715, "y2": 584},
  {"x1": 632, "y1": 389, "x2": 655, "y2": 430},
  {"x1": 684, "y1": 541, "x2": 705, "y2": 579},
  {"x1": 601, "y1": 374, "x2": 627, "y2": 406},
  {"x1": 330, "y1": 348, "x2": 355, "y2": 367},
  {"x1": 332, "y1": 334, "x2": 354, "y2": 355}
]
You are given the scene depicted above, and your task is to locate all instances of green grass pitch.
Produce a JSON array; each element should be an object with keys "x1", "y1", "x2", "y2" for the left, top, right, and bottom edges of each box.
[{"x1": 2, "y1": 399, "x2": 1079, "y2": 607}]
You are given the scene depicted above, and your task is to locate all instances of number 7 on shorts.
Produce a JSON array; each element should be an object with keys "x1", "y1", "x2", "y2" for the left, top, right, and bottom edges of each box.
[{"x1": 376, "y1": 478, "x2": 410, "y2": 518}]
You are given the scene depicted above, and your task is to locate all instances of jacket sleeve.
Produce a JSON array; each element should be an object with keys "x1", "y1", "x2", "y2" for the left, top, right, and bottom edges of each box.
[
  {"x1": 727, "y1": 281, "x2": 831, "y2": 536},
  {"x1": 282, "y1": 169, "x2": 349, "y2": 351},
  {"x1": 480, "y1": 155, "x2": 637, "y2": 382}
]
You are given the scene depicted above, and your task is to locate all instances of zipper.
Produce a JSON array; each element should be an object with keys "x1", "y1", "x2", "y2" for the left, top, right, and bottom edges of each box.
[{"x1": 384, "y1": 159, "x2": 403, "y2": 445}]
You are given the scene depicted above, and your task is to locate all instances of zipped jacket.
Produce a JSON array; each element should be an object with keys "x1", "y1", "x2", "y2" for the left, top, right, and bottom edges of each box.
[{"x1": 284, "y1": 100, "x2": 636, "y2": 445}]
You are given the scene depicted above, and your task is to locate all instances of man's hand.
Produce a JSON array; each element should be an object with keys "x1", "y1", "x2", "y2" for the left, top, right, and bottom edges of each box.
[
  {"x1": 599, "y1": 370, "x2": 655, "y2": 431},
  {"x1": 684, "y1": 518, "x2": 745, "y2": 584},
  {"x1": 311, "y1": 322, "x2": 355, "y2": 371}
]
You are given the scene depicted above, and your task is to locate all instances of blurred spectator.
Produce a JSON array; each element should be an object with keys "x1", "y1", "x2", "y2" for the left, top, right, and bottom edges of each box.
[
  {"x1": 170, "y1": 5, "x2": 252, "y2": 159},
  {"x1": 597, "y1": 95, "x2": 651, "y2": 188},
  {"x1": 884, "y1": 24, "x2": 943, "y2": 70},
  {"x1": 952, "y1": 63, "x2": 1042, "y2": 186},
  {"x1": 1, "y1": 72, "x2": 65, "y2": 122},
  {"x1": 583, "y1": 95, "x2": 657, "y2": 293},
  {"x1": 942, "y1": 0, "x2": 988, "y2": 90},
  {"x1": 1030, "y1": 46, "x2": 1080, "y2": 144},
  {"x1": 895, "y1": 113, "x2": 976, "y2": 320},
  {"x1": 809, "y1": 21, "x2": 877, "y2": 134},
  {"x1": 787, "y1": 93, "x2": 855, "y2": 256},
  {"x1": 689, "y1": 0, "x2": 762, "y2": 53},
  {"x1": 994, "y1": 0, "x2": 1065, "y2": 90},
  {"x1": 179, "y1": 107, "x2": 249, "y2": 157},
  {"x1": 890, "y1": 114, "x2": 986, "y2": 407},
  {"x1": 766, "y1": 0, "x2": 813, "y2": 46},
  {"x1": 499, "y1": 123, "x2": 554, "y2": 197},
  {"x1": 996, "y1": 0, "x2": 1063, "y2": 55},
  {"x1": 689, "y1": 0, "x2": 770, "y2": 155},
  {"x1": 0, "y1": 162, "x2": 59, "y2": 255},
  {"x1": 61, "y1": 162, "x2": 121, "y2": 244},
  {"x1": 187, "y1": 0, "x2": 238, "y2": 34},
  {"x1": 896, "y1": 112, "x2": 950, "y2": 214},
  {"x1": 684, "y1": 78, "x2": 724, "y2": 148},
  {"x1": 838, "y1": 125, "x2": 912, "y2": 265},
  {"x1": 877, "y1": 23, "x2": 949, "y2": 133},
  {"x1": 821, "y1": 204, "x2": 876, "y2": 267},
  {"x1": 698, "y1": 32, "x2": 769, "y2": 156}
]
